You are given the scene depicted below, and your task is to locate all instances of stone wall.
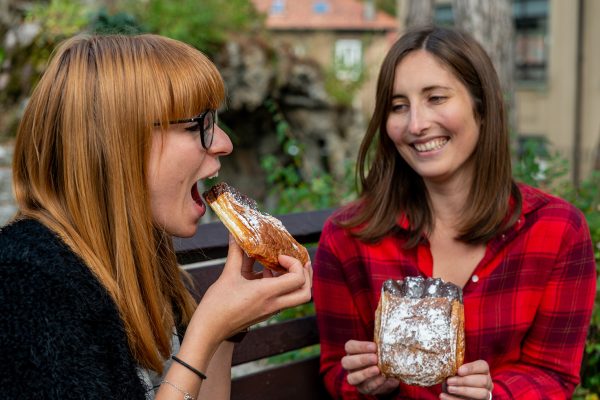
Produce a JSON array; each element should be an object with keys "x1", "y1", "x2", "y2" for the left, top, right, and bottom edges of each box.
[{"x1": 0, "y1": 142, "x2": 16, "y2": 225}]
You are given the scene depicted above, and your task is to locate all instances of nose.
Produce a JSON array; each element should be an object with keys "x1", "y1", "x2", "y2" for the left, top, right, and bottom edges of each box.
[
  {"x1": 209, "y1": 126, "x2": 233, "y2": 156},
  {"x1": 408, "y1": 104, "x2": 430, "y2": 135}
]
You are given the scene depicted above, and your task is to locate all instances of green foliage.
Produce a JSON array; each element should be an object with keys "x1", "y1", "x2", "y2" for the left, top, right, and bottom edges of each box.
[
  {"x1": 260, "y1": 99, "x2": 356, "y2": 214},
  {"x1": 516, "y1": 140, "x2": 600, "y2": 397},
  {"x1": 513, "y1": 138, "x2": 570, "y2": 189},
  {"x1": 23, "y1": 0, "x2": 89, "y2": 74},
  {"x1": 374, "y1": 0, "x2": 397, "y2": 16},
  {"x1": 26, "y1": 0, "x2": 90, "y2": 42},
  {"x1": 89, "y1": 8, "x2": 146, "y2": 35},
  {"x1": 324, "y1": 67, "x2": 366, "y2": 107},
  {"x1": 128, "y1": 0, "x2": 263, "y2": 55}
]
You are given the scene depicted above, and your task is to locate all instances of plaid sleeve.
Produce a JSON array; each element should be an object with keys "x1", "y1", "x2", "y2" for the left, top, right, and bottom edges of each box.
[
  {"x1": 492, "y1": 206, "x2": 596, "y2": 399},
  {"x1": 313, "y1": 219, "x2": 378, "y2": 400}
]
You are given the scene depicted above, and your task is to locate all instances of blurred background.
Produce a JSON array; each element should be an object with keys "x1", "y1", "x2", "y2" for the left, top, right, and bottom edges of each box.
[{"x1": 0, "y1": 0, "x2": 599, "y2": 397}]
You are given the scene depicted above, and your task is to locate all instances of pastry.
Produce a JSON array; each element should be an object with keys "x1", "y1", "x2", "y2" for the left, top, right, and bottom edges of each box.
[
  {"x1": 203, "y1": 182, "x2": 309, "y2": 273},
  {"x1": 374, "y1": 276, "x2": 464, "y2": 386}
]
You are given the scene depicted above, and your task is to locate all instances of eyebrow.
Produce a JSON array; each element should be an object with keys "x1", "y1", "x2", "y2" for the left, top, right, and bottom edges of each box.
[{"x1": 391, "y1": 85, "x2": 453, "y2": 99}]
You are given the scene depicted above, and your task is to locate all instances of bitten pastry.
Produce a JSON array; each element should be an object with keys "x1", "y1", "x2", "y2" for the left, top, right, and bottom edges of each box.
[
  {"x1": 203, "y1": 182, "x2": 309, "y2": 273},
  {"x1": 374, "y1": 276, "x2": 464, "y2": 386}
]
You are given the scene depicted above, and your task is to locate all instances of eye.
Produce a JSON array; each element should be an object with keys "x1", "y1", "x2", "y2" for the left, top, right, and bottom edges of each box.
[
  {"x1": 185, "y1": 121, "x2": 202, "y2": 133},
  {"x1": 391, "y1": 103, "x2": 409, "y2": 113},
  {"x1": 429, "y1": 95, "x2": 447, "y2": 104}
]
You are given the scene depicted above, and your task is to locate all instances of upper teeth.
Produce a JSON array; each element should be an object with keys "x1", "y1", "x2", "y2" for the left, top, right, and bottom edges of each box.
[
  {"x1": 414, "y1": 138, "x2": 448, "y2": 152},
  {"x1": 207, "y1": 172, "x2": 219, "y2": 179}
]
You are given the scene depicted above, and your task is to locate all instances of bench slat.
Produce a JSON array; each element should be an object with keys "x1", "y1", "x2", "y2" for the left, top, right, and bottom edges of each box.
[
  {"x1": 232, "y1": 316, "x2": 319, "y2": 365},
  {"x1": 231, "y1": 356, "x2": 329, "y2": 400}
]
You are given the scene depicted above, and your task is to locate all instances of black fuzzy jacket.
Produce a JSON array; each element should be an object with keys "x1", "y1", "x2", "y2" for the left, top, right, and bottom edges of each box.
[{"x1": 0, "y1": 219, "x2": 147, "y2": 399}]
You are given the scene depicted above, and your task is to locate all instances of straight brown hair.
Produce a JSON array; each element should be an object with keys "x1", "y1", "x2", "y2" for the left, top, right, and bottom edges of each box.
[
  {"x1": 12, "y1": 34, "x2": 225, "y2": 373},
  {"x1": 340, "y1": 26, "x2": 521, "y2": 246}
]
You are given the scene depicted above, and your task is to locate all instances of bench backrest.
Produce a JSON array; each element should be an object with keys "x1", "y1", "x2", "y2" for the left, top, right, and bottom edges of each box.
[{"x1": 174, "y1": 209, "x2": 334, "y2": 400}]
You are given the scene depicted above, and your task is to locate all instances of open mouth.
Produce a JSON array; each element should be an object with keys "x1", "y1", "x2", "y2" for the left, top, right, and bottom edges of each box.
[
  {"x1": 191, "y1": 182, "x2": 204, "y2": 207},
  {"x1": 413, "y1": 137, "x2": 449, "y2": 152}
]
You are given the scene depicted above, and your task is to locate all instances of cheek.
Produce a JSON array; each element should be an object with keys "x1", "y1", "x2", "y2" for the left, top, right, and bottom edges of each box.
[{"x1": 385, "y1": 115, "x2": 405, "y2": 144}]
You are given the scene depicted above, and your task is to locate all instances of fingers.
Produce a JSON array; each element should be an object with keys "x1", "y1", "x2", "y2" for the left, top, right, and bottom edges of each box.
[
  {"x1": 358, "y1": 376, "x2": 399, "y2": 396},
  {"x1": 341, "y1": 345, "x2": 399, "y2": 397},
  {"x1": 223, "y1": 235, "x2": 243, "y2": 273},
  {"x1": 341, "y1": 340, "x2": 379, "y2": 384},
  {"x1": 250, "y1": 255, "x2": 311, "y2": 311},
  {"x1": 456, "y1": 360, "x2": 490, "y2": 376},
  {"x1": 345, "y1": 340, "x2": 377, "y2": 355},
  {"x1": 356, "y1": 373, "x2": 386, "y2": 394},
  {"x1": 305, "y1": 260, "x2": 313, "y2": 288},
  {"x1": 269, "y1": 255, "x2": 310, "y2": 291},
  {"x1": 444, "y1": 360, "x2": 493, "y2": 400},
  {"x1": 346, "y1": 364, "x2": 380, "y2": 386},
  {"x1": 277, "y1": 254, "x2": 304, "y2": 272},
  {"x1": 441, "y1": 387, "x2": 492, "y2": 400}
]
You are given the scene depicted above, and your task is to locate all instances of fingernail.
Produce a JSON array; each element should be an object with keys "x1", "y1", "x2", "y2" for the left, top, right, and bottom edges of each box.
[{"x1": 446, "y1": 377, "x2": 457, "y2": 385}]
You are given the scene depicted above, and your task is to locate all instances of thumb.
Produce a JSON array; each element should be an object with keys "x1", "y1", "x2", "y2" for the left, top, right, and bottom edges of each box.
[{"x1": 224, "y1": 234, "x2": 243, "y2": 272}]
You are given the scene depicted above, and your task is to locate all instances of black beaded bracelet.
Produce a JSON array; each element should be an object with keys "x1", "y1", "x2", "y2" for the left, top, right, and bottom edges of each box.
[{"x1": 171, "y1": 355, "x2": 207, "y2": 380}]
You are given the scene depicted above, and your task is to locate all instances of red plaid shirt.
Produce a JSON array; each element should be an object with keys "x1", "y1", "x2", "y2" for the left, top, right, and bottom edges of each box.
[{"x1": 313, "y1": 184, "x2": 596, "y2": 400}]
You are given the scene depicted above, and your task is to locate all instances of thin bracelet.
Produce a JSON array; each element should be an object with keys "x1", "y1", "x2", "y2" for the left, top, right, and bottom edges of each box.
[
  {"x1": 161, "y1": 379, "x2": 195, "y2": 400},
  {"x1": 171, "y1": 355, "x2": 208, "y2": 380}
]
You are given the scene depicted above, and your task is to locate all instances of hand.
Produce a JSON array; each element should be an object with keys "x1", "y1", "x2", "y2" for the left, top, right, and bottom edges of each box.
[
  {"x1": 191, "y1": 235, "x2": 313, "y2": 344},
  {"x1": 442, "y1": 360, "x2": 493, "y2": 400},
  {"x1": 342, "y1": 340, "x2": 399, "y2": 396}
]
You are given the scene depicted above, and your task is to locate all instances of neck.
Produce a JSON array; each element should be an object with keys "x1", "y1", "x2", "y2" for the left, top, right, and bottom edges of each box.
[{"x1": 424, "y1": 174, "x2": 472, "y2": 230}]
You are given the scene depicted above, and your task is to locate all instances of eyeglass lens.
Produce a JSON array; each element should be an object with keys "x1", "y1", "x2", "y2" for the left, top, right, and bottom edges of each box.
[{"x1": 202, "y1": 111, "x2": 215, "y2": 149}]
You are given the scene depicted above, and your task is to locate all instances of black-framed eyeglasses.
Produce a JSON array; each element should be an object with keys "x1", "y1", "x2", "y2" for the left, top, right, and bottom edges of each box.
[{"x1": 154, "y1": 109, "x2": 217, "y2": 150}]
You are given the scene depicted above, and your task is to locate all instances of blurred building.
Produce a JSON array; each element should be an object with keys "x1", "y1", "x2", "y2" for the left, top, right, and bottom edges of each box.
[
  {"x1": 254, "y1": 0, "x2": 599, "y2": 180},
  {"x1": 431, "y1": 0, "x2": 600, "y2": 181},
  {"x1": 251, "y1": 0, "x2": 397, "y2": 116}
]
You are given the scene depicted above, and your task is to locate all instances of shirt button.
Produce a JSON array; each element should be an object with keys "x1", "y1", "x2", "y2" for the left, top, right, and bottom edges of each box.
[{"x1": 471, "y1": 275, "x2": 479, "y2": 283}]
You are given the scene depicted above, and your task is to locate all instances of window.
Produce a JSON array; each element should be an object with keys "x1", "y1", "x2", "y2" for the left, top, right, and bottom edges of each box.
[
  {"x1": 271, "y1": 0, "x2": 285, "y2": 15},
  {"x1": 434, "y1": 4, "x2": 454, "y2": 27},
  {"x1": 434, "y1": 1, "x2": 549, "y2": 83},
  {"x1": 334, "y1": 39, "x2": 362, "y2": 81},
  {"x1": 513, "y1": 0, "x2": 549, "y2": 83},
  {"x1": 313, "y1": 1, "x2": 330, "y2": 14}
]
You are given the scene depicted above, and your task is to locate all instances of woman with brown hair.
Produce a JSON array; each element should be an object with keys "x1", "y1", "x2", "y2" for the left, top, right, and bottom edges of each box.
[
  {"x1": 313, "y1": 26, "x2": 595, "y2": 399},
  {"x1": 0, "y1": 34, "x2": 312, "y2": 399}
]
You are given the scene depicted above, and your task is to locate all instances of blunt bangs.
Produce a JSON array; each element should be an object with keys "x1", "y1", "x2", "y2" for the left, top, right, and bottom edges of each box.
[{"x1": 143, "y1": 35, "x2": 225, "y2": 124}]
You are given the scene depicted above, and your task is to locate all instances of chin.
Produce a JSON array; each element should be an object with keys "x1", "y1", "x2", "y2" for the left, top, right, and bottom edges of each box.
[
  {"x1": 162, "y1": 218, "x2": 200, "y2": 238},
  {"x1": 171, "y1": 224, "x2": 199, "y2": 238}
]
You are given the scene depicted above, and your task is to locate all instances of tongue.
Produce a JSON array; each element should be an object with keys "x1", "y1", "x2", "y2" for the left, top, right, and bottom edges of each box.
[{"x1": 191, "y1": 183, "x2": 203, "y2": 206}]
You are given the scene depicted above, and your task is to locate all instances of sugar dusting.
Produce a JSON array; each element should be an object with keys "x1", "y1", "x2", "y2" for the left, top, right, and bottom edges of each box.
[
  {"x1": 225, "y1": 192, "x2": 286, "y2": 246},
  {"x1": 204, "y1": 182, "x2": 308, "y2": 269},
  {"x1": 376, "y1": 277, "x2": 463, "y2": 386}
]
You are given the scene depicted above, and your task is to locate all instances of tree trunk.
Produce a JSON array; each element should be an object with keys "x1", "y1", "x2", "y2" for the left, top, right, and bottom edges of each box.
[
  {"x1": 400, "y1": 0, "x2": 434, "y2": 29},
  {"x1": 595, "y1": 130, "x2": 600, "y2": 171},
  {"x1": 452, "y1": 0, "x2": 517, "y2": 137}
]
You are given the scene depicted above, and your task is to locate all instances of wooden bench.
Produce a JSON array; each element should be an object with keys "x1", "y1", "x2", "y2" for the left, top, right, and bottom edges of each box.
[{"x1": 173, "y1": 208, "x2": 334, "y2": 400}]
